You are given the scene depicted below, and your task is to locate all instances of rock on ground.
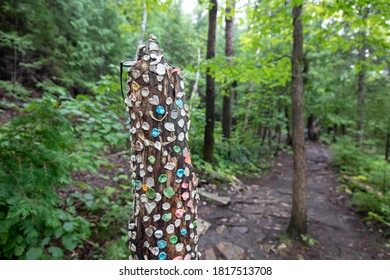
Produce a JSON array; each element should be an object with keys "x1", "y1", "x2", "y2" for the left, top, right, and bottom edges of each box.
[{"x1": 216, "y1": 241, "x2": 246, "y2": 260}]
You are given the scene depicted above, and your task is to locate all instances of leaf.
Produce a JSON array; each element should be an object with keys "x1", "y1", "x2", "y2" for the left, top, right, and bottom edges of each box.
[
  {"x1": 0, "y1": 232, "x2": 9, "y2": 244},
  {"x1": 66, "y1": 197, "x2": 74, "y2": 206},
  {"x1": 83, "y1": 193, "x2": 94, "y2": 200},
  {"x1": 63, "y1": 222, "x2": 74, "y2": 232},
  {"x1": 48, "y1": 246, "x2": 64, "y2": 258},
  {"x1": 40, "y1": 237, "x2": 50, "y2": 246},
  {"x1": 61, "y1": 233, "x2": 77, "y2": 251},
  {"x1": 14, "y1": 246, "x2": 25, "y2": 256},
  {"x1": 54, "y1": 227, "x2": 65, "y2": 239},
  {"x1": 26, "y1": 247, "x2": 43, "y2": 260},
  {"x1": 22, "y1": 103, "x2": 39, "y2": 112}
]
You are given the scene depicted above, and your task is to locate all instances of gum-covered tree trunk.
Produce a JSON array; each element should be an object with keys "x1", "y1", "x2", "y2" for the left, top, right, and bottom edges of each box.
[{"x1": 125, "y1": 35, "x2": 200, "y2": 260}]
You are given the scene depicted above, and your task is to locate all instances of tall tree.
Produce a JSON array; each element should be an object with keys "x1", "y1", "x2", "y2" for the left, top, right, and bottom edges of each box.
[
  {"x1": 137, "y1": 2, "x2": 148, "y2": 46},
  {"x1": 204, "y1": 0, "x2": 218, "y2": 164},
  {"x1": 222, "y1": 0, "x2": 236, "y2": 140},
  {"x1": 287, "y1": 2, "x2": 308, "y2": 237},
  {"x1": 356, "y1": 6, "x2": 369, "y2": 147}
]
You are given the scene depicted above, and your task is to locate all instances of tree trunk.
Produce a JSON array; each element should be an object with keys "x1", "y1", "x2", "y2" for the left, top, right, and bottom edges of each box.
[
  {"x1": 190, "y1": 48, "x2": 201, "y2": 109},
  {"x1": 307, "y1": 114, "x2": 313, "y2": 140},
  {"x1": 222, "y1": 0, "x2": 235, "y2": 140},
  {"x1": 243, "y1": 48, "x2": 260, "y2": 133},
  {"x1": 243, "y1": 80, "x2": 254, "y2": 133},
  {"x1": 127, "y1": 36, "x2": 199, "y2": 260},
  {"x1": 274, "y1": 90, "x2": 284, "y2": 155},
  {"x1": 357, "y1": 7, "x2": 369, "y2": 147},
  {"x1": 357, "y1": 41, "x2": 366, "y2": 148},
  {"x1": 386, "y1": 126, "x2": 390, "y2": 162},
  {"x1": 285, "y1": 105, "x2": 292, "y2": 146},
  {"x1": 138, "y1": 2, "x2": 147, "y2": 46},
  {"x1": 204, "y1": 0, "x2": 218, "y2": 164},
  {"x1": 287, "y1": 4, "x2": 308, "y2": 237}
]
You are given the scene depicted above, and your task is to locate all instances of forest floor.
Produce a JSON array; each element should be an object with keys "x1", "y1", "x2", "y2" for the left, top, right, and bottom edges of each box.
[{"x1": 198, "y1": 142, "x2": 390, "y2": 260}]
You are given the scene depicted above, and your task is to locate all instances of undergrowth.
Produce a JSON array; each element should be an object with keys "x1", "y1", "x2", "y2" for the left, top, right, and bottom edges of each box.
[
  {"x1": 330, "y1": 136, "x2": 390, "y2": 236},
  {"x1": 0, "y1": 73, "x2": 132, "y2": 259}
]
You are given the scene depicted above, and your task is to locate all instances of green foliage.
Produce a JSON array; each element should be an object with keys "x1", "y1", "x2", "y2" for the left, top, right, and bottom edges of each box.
[
  {"x1": 330, "y1": 137, "x2": 368, "y2": 173},
  {"x1": 300, "y1": 234, "x2": 318, "y2": 247},
  {"x1": 0, "y1": 104, "x2": 90, "y2": 259},
  {"x1": 0, "y1": 0, "x2": 126, "y2": 91},
  {"x1": 331, "y1": 137, "x2": 390, "y2": 232},
  {"x1": 0, "y1": 80, "x2": 30, "y2": 100}
]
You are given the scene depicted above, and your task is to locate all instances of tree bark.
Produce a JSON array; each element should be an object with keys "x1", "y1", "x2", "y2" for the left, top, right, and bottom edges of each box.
[
  {"x1": 274, "y1": 90, "x2": 284, "y2": 155},
  {"x1": 204, "y1": 0, "x2": 218, "y2": 164},
  {"x1": 307, "y1": 114, "x2": 313, "y2": 141},
  {"x1": 356, "y1": 7, "x2": 369, "y2": 148},
  {"x1": 285, "y1": 105, "x2": 292, "y2": 146},
  {"x1": 138, "y1": 2, "x2": 148, "y2": 46},
  {"x1": 127, "y1": 36, "x2": 199, "y2": 260},
  {"x1": 357, "y1": 37, "x2": 366, "y2": 148},
  {"x1": 222, "y1": 0, "x2": 235, "y2": 140},
  {"x1": 190, "y1": 48, "x2": 201, "y2": 109},
  {"x1": 243, "y1": 48, "x2": 259, "y2": 133},
  {"x1": 287, "y1": 3, "x2": 308, "y2": 237},
  {"x1": 386, "y1": 126, "x2": 390, "y2": 162}
]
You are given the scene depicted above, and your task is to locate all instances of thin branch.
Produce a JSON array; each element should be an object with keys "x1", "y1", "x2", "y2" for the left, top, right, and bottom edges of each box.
[{"x1": 267, "y1": 54, "x2": 292, "y2": 64}]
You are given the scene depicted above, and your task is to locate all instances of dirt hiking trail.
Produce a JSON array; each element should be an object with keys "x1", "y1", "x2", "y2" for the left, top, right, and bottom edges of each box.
[{"x1": 198, "y1": 142, "x2": 390, "y2": 260}]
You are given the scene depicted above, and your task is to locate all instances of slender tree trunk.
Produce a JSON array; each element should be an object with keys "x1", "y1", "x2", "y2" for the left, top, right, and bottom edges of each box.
[
  {"x1": 222, "y1": 0, "x2": 235, "y2": 140},
  {"x1": 127, "y1": 36, "x2": 199, "y2": 260},
  {"x1": 204, "y1": 0, "x2": 218, "y2": 164},
  {"x1": 287, "y1": 3, "x2": 307, "y2": 237},
  {"x1": 387, "y1": 65, "x2": 390, "y2": 162},
  {"x1": 307, "y1": 114, "x2": 313, "y2": 141},
  {"x1": 357, "y1": 7, "x2": 369, "y2": 148},
  {"x1": 138, "y1": 2, "x2": 147, "y2": 46},
  {"x1": 243, "y1": 80, "x2": 254, "y2": 132},
  {"x1": 357, "y1": 39, "x2": 366, "y2": 148},
  {"x1": 285, "y1": 105, "x2": 292, "y2": 146},
  {"x1": 386, "y1": 125, "x2": 390, "y2": 162},
  {"x1": 190, "y1": 48, "x2": 201, "y2": 109},
  {"x1": 261, "y1": 127, "x2": 267, "y2": 146},
  {"x1": 274, "y1": 90, "x2": 284, "y2": 155},
  {"x1": 12, "y1": 17, "x2": 18, "y2": 84},
  {"x1": 243, "y1": 48, "x2": 260, "y2": 133}
]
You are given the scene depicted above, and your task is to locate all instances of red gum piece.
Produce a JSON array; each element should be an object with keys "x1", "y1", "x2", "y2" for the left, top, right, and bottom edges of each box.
[
  {"x1": 171, "y1": 68, "x2": 181, "y2": 74},
  {"x1": 184, "y1": 153, "x2": 191, "y2": 165}
]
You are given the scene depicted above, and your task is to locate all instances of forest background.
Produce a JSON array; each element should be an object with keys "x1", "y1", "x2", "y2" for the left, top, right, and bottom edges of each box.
[{"x1": 0, "y1": 0, "x2": 389, "y2": 259}]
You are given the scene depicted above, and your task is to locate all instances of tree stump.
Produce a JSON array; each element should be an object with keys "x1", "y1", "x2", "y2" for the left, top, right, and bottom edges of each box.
[{"x1": 126, "y1": 35, "x2": 200, "y2": 260}]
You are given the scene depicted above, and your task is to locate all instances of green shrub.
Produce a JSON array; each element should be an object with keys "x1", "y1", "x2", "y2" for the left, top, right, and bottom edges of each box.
[
  {"x1": 330, "y1": 136, "x2": 369, "y2": 173},
  {"x1": 332, "y1": 137, "x2": 390, "y2": 233},
  {"x1": 0, "y1": 104, "x2": 90, "y2": 259}
]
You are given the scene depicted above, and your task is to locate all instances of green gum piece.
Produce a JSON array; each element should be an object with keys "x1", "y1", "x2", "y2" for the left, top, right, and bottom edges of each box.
[
  {"x1": 162, "y1": 213, "x2": 172, "y2": 222},
  {"x1": 173, "y1": 146, "x2": 181, "y2": 153},
  {"x1": 169, "y1": 235, "x2": 178, "y2": 244},
  {"x1": 192, "y1": 220, "x2": 198, "y2": 228},
  {"x1": 158, "y1": 174, "x2": 168, "y2": 183},
  {"x1": 132, "y1": 180, "x2": 142, "y2": 190},
  {"x1": 163, "y1": 186, "x2": 175, "y2": 199},
  {"x1": 148, "y1": 156, "x2": 156, "y2": 164},
  {"x1": 146, "y1": 188, "x2": 156, "y2": 200}
]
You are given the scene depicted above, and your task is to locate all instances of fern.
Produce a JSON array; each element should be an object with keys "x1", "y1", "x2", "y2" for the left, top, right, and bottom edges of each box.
[{"x1": 0, "y1": 103, "x2": 86, "y2": 259}]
